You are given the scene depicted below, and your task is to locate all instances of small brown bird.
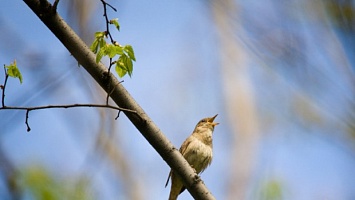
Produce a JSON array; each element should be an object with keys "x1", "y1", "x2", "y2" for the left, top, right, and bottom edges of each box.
[{"x1": 165, "y1": 114, "x2": 219, "y2": 200}]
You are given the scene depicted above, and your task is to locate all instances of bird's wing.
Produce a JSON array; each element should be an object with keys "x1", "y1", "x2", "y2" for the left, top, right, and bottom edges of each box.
[
  {"x1": 179, "y1": 137, "x2": 193, "y2": 156},
  {"x1": 166, "y1": 136, "x2": 193, "y2": 189}
]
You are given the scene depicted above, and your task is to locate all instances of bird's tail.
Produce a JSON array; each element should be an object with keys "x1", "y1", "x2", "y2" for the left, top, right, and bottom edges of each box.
[
  {"x1": 168, "y1": 192, "x2": 178, "y2": 200},
  {"x1": 167, "y1": 172, "x2": 184, "y2": 200}
]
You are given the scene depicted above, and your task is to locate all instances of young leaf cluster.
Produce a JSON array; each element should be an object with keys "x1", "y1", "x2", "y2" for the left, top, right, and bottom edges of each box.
[
  {"x1": 5, "y1": 60, "x2": 23, "y2": 84},
  {"x1": 90, "y1": 19, "x2": 136, "y2": 78}
]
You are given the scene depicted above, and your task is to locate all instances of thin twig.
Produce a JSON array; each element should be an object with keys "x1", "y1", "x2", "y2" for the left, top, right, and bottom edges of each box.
[
  {"x1": 115, "y1": 110, "x2": 121, "y2": 120},
  {"x1": 103, "y1": 1, "x2": 117, "y2": 12},
  {"x1": 106, "y1": 61, "x2": 115, "y2": 104},
  {"x1": 100, "y1": 0, "x2": 116, "y2": 43},
  {"x1": 105, "y1": 78, "x2": 111, "y2": 105},
  {"x1": 0, "y1": 103, "x2": 137, "y2": 113},
  {"x1": 52, "y1": 0, "x2": 59, "y2": 13},
  {"x1": 25, "y1": 110, "x2": 31, "y2": 132},
  {"x1": 106, "y1": 80, "x2": 124, "y2": 105},
  {"x1": 99, "y1": 0, "x2": 120, "y2": 104},
  {"x1": 107, "y1": 60, "x2": 114, "y2": 72},
  {"x1": 1, "y1": 104, "x2": 138, "y2": 132},
  {"x1": 1, "y1": 66, "x2": 9, "y2": 107}
]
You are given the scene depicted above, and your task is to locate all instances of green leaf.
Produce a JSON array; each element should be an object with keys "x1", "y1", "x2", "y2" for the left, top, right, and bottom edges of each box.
[
  {"x1": 115, "y1": 61, "x2": 127, "y2": 78},
  {"x1": 123, "y1": 45, "x2": 136, "y2": 61},
  {"x1": 110, "y1": 18, "x2": 120, "y2": 31},
  {"x1": 106, "y1": 45, "x2": 116, "y2": 58},
  {"x1": 106, "y1": 45, "x2": 123, "y2": 58},
  {"x1": 95, "y1": 43, "x2": 124, "y2": 63},
  {"x1": 90, "y1": 30, "x2": 135, "y2": 78},
  {"x1": 99, "y1": 38, "x2": 106, "y2": 48},
  {"x1": 90, "y1": 32, "x2": 107, "y2": 53},
  {"x1": 5, "y1": 60, "x2": 23, "y2": 84},
  {"x1": 94, "y1": 31, "x2": 105, "y2": 39},
  {"x1": 96, "y1": 45, "x2": 108, "y2": 63},
  {"x1": 90, "y1": 39, "x2": 99, "y2": 53},
  {"x1": 124, "y1": 55, "x2": 133, "y2": 77},
  {"x1": 116, "y1": 54, "x2": 133, "y2": 77}
]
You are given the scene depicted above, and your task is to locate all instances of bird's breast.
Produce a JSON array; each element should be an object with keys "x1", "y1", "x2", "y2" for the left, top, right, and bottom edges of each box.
[{"x1": 184, "y1": 137, "x2": 213, "y2": 174}]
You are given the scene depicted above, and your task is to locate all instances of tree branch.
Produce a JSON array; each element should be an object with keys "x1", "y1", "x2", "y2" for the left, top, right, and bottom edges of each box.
[
  {"x1": 22, "y1": 0, "x2": 215, "y2": 199},
  {"x1": 0, "y1": 104, "x2": 137, "y2": 132}
]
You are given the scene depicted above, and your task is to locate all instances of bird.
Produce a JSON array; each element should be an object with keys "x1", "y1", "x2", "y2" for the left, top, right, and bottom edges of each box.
[{"x1": 165, "y1": 114, "x2": 219, "y2": 200}]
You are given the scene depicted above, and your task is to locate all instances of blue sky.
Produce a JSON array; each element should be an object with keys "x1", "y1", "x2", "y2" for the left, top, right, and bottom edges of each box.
[{"x1": 1, "y1": 0, "x2": 355, "y2": 200}]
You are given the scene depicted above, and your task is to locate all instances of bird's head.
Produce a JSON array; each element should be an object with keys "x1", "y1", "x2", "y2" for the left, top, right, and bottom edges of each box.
[{"x1": 195, "y1": 114, "x2": 219, "y2": 131}]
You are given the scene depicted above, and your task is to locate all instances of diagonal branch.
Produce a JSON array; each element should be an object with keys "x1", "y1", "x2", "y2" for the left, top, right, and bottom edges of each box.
[{"x1": 22, "y1": 0, "x2": 215, "y2": 199}]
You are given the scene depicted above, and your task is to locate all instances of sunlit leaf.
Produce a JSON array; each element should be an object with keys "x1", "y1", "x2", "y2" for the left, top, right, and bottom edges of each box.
[
  {"x1": 124, "y1": 56, "x2": 133, "y2": 77},
  {"x1": 115, "y1": 61, "x2": 127, "y2": 78},
  {"x1": 96, "y1": 45, "x2": 108, "y2": 63},
  {"x1": 90, "y1": 39, "x2": 99, "y2": 53},
  {"x1": 106, "y1": 45, "x2": 123, "y2": 58},
  {"x1": 116, "y1": 54, "x2": 132, "y2": 77},
  {"x1": 99, "y1": 38, "x2": 106, "y2": 48},
  {"x1": 94, "y1": 31, "x2": 105, "y2": 39},
  {"x1": 110, "y1": 18, "x2": 120, "y2": 31},
  {"x1": 113, "y1": 45, "x2": 124, "y2": 56},
  {"x1": 90, "y1": 27, "x2": 135, "y2": 78},
  {"x1": 5, "y1": 60, "x2": 23, "y2": 84},
  {"x1": 91, "y1": 31, "x2": 107, "y2": 54},
  {"x1": 123, "y1": 45, "x2": 136, "y2": 61}
]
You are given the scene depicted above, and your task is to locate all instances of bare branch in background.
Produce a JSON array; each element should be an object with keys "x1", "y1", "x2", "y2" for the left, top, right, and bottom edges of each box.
[{"x1": 210, "y1": 0, "x2": 261, "y2": 199}]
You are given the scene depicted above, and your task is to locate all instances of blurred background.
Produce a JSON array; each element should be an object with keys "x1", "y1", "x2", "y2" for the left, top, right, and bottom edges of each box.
[{"x1": 1, "y1": 0, "x2": 355, "y2": 199}]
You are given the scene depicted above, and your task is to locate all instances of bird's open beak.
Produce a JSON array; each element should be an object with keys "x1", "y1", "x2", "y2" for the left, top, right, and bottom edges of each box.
[{"x1": 208, "y1": 114, "x2": 219, "y2": 126}]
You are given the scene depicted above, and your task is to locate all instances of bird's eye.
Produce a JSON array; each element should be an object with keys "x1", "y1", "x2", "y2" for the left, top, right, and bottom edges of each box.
[{"x1": 200, "y1": 119, "x2": 206, "y2": 123}]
